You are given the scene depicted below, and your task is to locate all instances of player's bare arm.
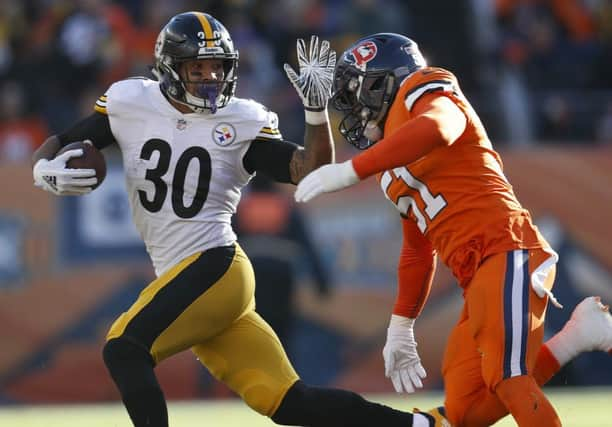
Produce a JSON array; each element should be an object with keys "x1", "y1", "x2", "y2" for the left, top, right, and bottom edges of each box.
[{"x1": 289, "y1": 121, "x2": 334, "y2": 183}]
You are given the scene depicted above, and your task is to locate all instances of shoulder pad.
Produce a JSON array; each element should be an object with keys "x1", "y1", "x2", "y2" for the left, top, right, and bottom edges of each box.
[
  {"x1": 223, "y1": 98, "x2": 282, "y2": 141},
  {"x1": 225, "y1": 98, "x2": 271, "y2": 122},
  {"x1": 95, "y1": 78, "x2": 156, "y2": 115}
]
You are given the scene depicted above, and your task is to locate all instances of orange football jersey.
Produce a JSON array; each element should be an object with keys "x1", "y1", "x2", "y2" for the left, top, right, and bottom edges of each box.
[{"x1": 378, "y1": 67, "x2": 549, "y2": 287}]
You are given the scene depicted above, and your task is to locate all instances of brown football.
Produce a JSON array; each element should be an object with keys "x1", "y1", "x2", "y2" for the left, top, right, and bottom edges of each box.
[{"x1": 56, "y1": 141, "x2": 107, "y2": 189}]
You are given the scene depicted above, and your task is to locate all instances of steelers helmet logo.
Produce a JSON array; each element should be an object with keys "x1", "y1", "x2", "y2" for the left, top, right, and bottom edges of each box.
[{"x1": 212, "y1": 123, "x2": 236, "y2": 146}]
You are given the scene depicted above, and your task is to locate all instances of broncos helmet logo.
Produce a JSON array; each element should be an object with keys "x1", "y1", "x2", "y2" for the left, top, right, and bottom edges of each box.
[{"x1": 350, "y1": 41, "x2": 378, "y2": 70}]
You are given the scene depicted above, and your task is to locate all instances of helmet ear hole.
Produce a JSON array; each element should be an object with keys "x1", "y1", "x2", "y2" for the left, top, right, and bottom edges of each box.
[
  {"x1": 157, "y1": 62, "x2": 184, "y2": 99},
  {"x1": 169, "y1": 80, "x2": 184, "y2": 99}
]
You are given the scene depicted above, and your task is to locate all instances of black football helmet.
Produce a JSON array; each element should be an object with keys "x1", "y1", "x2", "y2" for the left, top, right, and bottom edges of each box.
[
  {"x1": 153, "y1": 12, "x2": 239, "y2": 113},
  {"x1": 331, "y1": 33, "x2": 426, "y2": 149}
]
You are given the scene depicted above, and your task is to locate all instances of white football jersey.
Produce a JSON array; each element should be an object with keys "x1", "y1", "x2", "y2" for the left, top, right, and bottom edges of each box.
[{"x1": 95, "y1": 78, "x2": 283, "y2": 275}]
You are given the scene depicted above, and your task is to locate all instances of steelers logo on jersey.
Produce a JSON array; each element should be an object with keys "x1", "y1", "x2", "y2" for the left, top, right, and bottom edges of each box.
[{"x1": 213, "y1": 123, "x2": 236, "y2": 146}]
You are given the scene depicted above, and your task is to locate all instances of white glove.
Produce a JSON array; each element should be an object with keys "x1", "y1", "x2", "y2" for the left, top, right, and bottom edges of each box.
[
  {"x1": 284, "y1": 35, "x2": 336, "y2": 112},
  {"x1": 383, "y1": 315, "x2": 427, "y2": 393},
  {"x1": 33, "y1": 148, "x2": 98, "y2": 196},
  {"x1": 294, "y1": 160, "x2": 359, "y2": 203}
]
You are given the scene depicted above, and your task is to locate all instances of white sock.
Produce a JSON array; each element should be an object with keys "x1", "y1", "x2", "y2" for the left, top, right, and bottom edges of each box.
[{"x1": 413, "y1": 413, "x2": 431, "y2": 427}]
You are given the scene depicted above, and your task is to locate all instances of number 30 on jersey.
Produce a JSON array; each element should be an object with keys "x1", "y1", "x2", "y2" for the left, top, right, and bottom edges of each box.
[
  {"x1": 380, "y1": 167, "x2": 447, "y2": 233},
  {"x1": 138, "y1": 139, "x2": 212, "y2": 219}
]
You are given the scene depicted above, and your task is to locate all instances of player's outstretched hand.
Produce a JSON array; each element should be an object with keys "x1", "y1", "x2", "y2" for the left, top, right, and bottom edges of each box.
[
  {"x1": 294, "y1": 160, "x2": 359, "y2": 203},
  {"x1": 33, "y1": 148, "x2": 97, "y2": 196},
  {"x1": 383, "y1": 315, "x2": 427, "y2": 394},
  {"x1": 284, "y1": 35, "x2": 336, "y2": 112}
]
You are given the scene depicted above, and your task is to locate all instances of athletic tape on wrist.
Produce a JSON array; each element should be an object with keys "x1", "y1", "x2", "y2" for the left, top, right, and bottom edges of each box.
[{"x1": 305, "y1": 109, "x2": 329, "y2": 125}]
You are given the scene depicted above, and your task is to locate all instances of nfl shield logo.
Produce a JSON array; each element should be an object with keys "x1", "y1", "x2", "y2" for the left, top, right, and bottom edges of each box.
[
  {"x1": 213, "y1": 123, "x2": 236, "y2": 146},
  {"x1": 176, "y1": 119, "x2": 188, "y2": 130}
]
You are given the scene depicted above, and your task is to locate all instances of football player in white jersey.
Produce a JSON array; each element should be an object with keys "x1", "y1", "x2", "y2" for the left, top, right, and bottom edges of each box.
[{"x1": 30, "y1": 11, "x2": 452, "y2": 427}]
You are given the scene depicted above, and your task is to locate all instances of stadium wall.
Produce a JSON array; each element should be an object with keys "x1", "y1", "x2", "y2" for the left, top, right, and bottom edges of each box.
[{"x1": 1, "y1": 146, "x2": 611, "y2": 404}]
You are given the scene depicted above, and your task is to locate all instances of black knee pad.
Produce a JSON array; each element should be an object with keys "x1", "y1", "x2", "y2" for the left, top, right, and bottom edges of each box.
[
  {"x1": 271, "y1": 380, "x2": 309, "y2": 424},
  {"x1": 102, "y1": 338, "x2": 154, "y2": 374},
  {"x1": 102, "y1": 338, "x2": 167, "y2": 426}
]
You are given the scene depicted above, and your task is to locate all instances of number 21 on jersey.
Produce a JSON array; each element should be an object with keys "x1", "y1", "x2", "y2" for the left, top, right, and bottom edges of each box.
[{"x1": 380, "y1": 167, "x2": 447, "y2": 233}]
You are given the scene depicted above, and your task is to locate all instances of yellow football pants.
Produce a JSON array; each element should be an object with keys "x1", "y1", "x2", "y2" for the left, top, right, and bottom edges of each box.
[{"x1": 106, "y1": 243, "x2": 299, "y2": 416}]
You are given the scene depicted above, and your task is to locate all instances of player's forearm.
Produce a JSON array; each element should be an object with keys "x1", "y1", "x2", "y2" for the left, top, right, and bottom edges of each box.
[
  {"x1": 290, "y1": 118, "x2": 335, "y2": 183},
  {"x1": 304, "y1": 118, "x2": 335, "y2": 168},
  {"x1": 395, "y1": 252, "x2": 436, "y2": 318},
  {"x1": 32, "y1": 135, "x2": 62, "y2": 167},
  {"x1": 352, "y1": 115, "x2": 444, "y2": 179},
  {"x1": 351, "y1": 96, "x2": 466, "y2": 179},
  {"x1": 394, "y1": 219, "x2": 436, "y2": 318}
]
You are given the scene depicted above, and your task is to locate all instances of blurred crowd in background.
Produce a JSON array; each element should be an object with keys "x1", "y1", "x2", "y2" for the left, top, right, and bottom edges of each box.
[{"x1": 0, "y1": 0, "x2": 611, "y2": 164}]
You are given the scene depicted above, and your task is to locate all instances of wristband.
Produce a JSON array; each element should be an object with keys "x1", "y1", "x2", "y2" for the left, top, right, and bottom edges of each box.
[{"x1": 305, "y1": 109, "x2": 329, "y2": 126}]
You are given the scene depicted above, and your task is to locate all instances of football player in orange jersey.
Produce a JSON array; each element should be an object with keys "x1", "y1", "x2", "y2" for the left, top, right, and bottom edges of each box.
[{"x1": 295, "y1": 33, "x2": 612, "y2": 427}]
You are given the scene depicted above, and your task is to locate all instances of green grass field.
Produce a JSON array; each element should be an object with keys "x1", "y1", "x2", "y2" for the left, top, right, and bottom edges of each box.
[{"x1": 1, "y1": 387, "x2": 610, "y2": 426}]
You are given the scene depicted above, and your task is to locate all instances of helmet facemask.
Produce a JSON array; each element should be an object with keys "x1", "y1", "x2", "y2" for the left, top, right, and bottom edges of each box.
[
  {"x1": 154, "y1": 54, "x2": 238, "y2": 114},
  {"x1": 331, "y1": 65, "x2": 396, "y2": 150},
  {"x1": 177, "y1": 58, "x2": 236, "y2": 114}
]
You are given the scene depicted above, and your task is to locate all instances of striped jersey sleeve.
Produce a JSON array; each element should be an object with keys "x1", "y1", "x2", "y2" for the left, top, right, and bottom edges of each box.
[
  {"x1": 255, "y1": 111, "x2": 282, "y2": 141},
  {"x1": 94, "y1": 94, "x2": 108, "y2": 114},
  {"x1": 401, "y1": 68, "x2": 460, "y2": 112},
  {"x1": 404, "y1": 80, "x2": 456, "y2": 111}
]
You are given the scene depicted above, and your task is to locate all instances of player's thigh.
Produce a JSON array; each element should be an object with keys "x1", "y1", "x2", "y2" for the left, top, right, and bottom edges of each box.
[
  {"x1": 106, "y1": 243, "x2": 255, "y2": 363},
  {"x1": 442, "y1": 306, "x2": 488, "y2": 425},
  {"x1": 192, "y1": 310, "x2": 299, "y2": 417},
  {"x1": 466, "y1": 249, "x2": 555, "y2": 390}
]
